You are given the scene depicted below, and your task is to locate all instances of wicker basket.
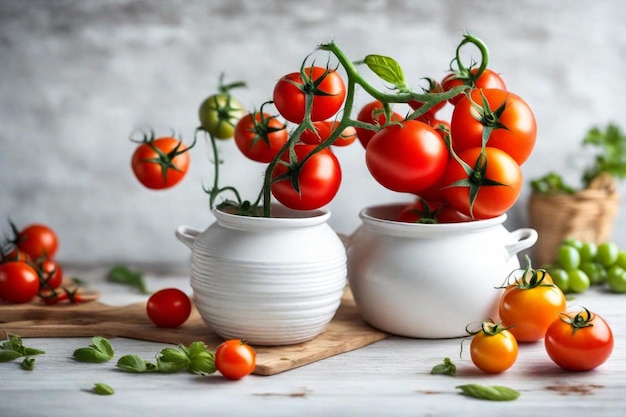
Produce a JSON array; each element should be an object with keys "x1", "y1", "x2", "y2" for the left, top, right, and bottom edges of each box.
[{"x1": 528, "y1": 173, "x2": 620, "y2": 267}]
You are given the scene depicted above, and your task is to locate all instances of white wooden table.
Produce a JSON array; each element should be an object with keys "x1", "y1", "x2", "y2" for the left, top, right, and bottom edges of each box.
[{"x1": 1, "y1": 268, "x2": 624, "y2": 417}]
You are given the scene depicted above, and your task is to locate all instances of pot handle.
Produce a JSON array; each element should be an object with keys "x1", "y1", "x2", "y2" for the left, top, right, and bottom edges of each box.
[
  {"x1": 175, "y1": 226, "x2": 201, "y2": 250},
  {"x1": 504, "y1": 228, "x2": 538, "y2": 259}
]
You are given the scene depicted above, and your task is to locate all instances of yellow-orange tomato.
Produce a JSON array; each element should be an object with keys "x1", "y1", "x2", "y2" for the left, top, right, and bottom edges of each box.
[
  {"x1": 470, "y1": 322, "x2": 518, "y2": 374},
  {"x1": 499, "y1": 266, "x2": 567, "y2": 343}
]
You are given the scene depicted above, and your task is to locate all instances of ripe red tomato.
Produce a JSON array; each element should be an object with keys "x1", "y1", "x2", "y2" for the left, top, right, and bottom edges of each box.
[
  {"x1": 354, "y1": 101, "x2": 404, "y2": 148},
  {"x1": 408, "y1": 78, "x2": 446, "y2": 121},
  {"x1": 469, "y1": 321, "x2": 518, "y2": 374},
  {"x1": 544, "y1": 308, "x2": 614, "y2": 371},
  {"x1": 0, "y1": 261, "x2": 40, "y2": 303},
  {"x1": 273, "y1": 66, "x2": 346, "y2": 123},
  {"x1": 146, "y1": 288, "x2": 192, "y2": 328},
  {"x1": 131, "y1": 137, "x2": 191, "y2": 190},
  {"x1": 271, "y1": 144, "x2": 342, "y2": 210},
  {"x1": 38, "y1": 259, "x2": 64, "y2": 290},
  {"x1": 396, "y1": 199, "x2": 471, "y2": 224},
  {"x1": 300, "y1": 121, "x2": 357, "y2": 147},
  {"x1": 1, "y1": 248, "x2": 31, "y2": 263},
  {"x1": 498, "y1": 265, "x2": 567, "y2": 342},
  {"x1": 441, "y1": 68, "x2": 507, "y2": 106},
  {"x1": 16, "y1": 223, "x2": 59, "y2": 260},
  {"x1": 441, "y1": 146, "x2": 522, "y2": 219},
  {"x1": 215, "y1": 339, "x2": 256, "y2": 380},
  {"x1": 450, "y1": 89, "x2": 537, "y2": 165},
  {"x1": 365, "y1": 120, "x2": 448, "y2": 194},
  {"x1": 234, "y1": 112, "x2": 288, "y2": 163}
]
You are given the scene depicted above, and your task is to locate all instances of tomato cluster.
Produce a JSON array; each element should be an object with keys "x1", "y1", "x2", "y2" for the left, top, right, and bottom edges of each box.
[
  {"x1": 468, "y1": 258, "x2": 613, "y2": 373},
  {"x1": 0, "y1": 222, "x2": 77, "y2": 305},
  {"x1": 545, "y1": 239, "x2": 626, "y2": 294}
]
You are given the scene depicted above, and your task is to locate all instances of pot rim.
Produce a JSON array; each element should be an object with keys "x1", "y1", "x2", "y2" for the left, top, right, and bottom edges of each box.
[{"x1": 213, "y1": 204, "x2": 331, "y2": 230}]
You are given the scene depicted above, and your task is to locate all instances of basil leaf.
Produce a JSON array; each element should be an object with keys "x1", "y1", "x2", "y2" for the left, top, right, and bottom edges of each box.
[
  {"x1": 364, "y1": 54, "x2": 405, "y2": 88},
  {"x1": 116, "y1": 354, "x2": 156, "y2": 373},
  {"x1": 0, "y1": 350, "x2": 22, "y2": 362},
  {"x1": 184, "y1": 342, "x2": 216, "y2": 375},
  {"x1": 73, "y1": 347, "x2": 112, "y2": 363},
  {"x1": 430, "y1": 357, "x2": 457, "y2": 376},
  {"x1": 91, "y1": 337, "x2": 114, "y2": 358},
  {"x1": 21, "y1": 357, "x2": 35, "y2": 371},
  {"x1": 106, "y1": 265, "x2": 150, "y2": 294},
  {"x1": 456, "y1": 384, "x2": 520, "y2": 401},
  {"x1": 23, "y1": 347, "x2": 46, "y2": 356},
  {"x1": 156, "y1": 358, "x2": 187, "y2": 374},
  {"x1": 157, "y1": 347, "x2": 189, "y2": 372},
  {"x1": 93, "y1": 383, "x2": 115, "y2": 396}
]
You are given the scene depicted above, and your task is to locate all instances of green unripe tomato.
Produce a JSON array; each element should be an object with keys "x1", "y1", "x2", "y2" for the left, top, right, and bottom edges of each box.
[
  {"x1": 547, "y1": 267, "x2": 570, "y2": 293},
  {"x1": 557, "y1": 244, "x2": 581, "y2": 271},
  {"x1": 562, "y1": 238, "x2": 583, "y2": 250},
  {"x1": 616, "y1": 251, "x2": 626, "y2": 269},
  {"x1": 607, "y1": 265, "x2": 626, "y2": 293},
  {"x1": 567, "y1": 269, "x2": 590, "y2": 294},
  {"x1": 579, "y1": 262, "x2": 604, "y2": 286},
  {"x1": 578, "y1": 242, "x2": 598, "y2": 263},
  {"x1": 198, "y1": 93, "x2": 245, "y2": 139},
  {"x1": 596, "y1": 242, "x2": 619, "y2": 267}
]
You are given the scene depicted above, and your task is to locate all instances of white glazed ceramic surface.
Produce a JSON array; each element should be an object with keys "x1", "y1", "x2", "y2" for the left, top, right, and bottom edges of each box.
[
  {"x1": 176, "y1": 205, "x2": 347, "y2": 346},
  {"x1": 347, "y1": 203, "x2": 538, "y2": 339}
]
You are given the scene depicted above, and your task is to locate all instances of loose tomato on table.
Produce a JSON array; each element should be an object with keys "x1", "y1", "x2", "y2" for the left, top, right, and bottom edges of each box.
[
  {"x1": 131, "y1": 134, "x2": 194, "y2": 190},
  {"x1": 354, "y1": 100, "x2": 404, "y2": 148},
  {"x1": 234, "y1": 111, "x2": 288, "y2": 163},
  {"x1": 498, "y1": 258, "x2": 567, "y2": 342},
  {"x1": 273, "y1": 66, "x2": 346, "y2": 124},
  {"x1": 270, "y1": 144, "x2": 342, "y2": 211},
  {"x1": 469, "y1": 321, "x2": 518, "y2": 374},
  {"x1": 544, "y1": 308, "x2": 614, "y2": 371},
  {"x1": 441, "y1": 146, "x2": 522, "y2": 219},
  {"x1": 146, "y1": 288, "x2": 192, "y2": 328},
  {"x1": 215, "y1": 339, "x2": 256, "y2": 380},
  {"x1": 0, "y1": 261, "x2": 40, "y2": 304},
  {"x1": 450, "y1": 88, "x2": 537, "y2": 165},
  {"x1": 365, "y1": 120, "x2": 448, "y2": 194}
]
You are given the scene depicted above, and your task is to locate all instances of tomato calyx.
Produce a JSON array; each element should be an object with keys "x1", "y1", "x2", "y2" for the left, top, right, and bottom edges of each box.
[
  {"x1": 500, "y1": 255, "x2": 554, "y2": 290},
  {"x1": 246, "y1": 101, "x2": 288, "y2": 148},
  {"x1": 467, "y1": 320, "x2": 514, "y2": 337},
  {"x1": 465, "y1": 89, "x2": 509, "y2": 147},
  {"x1": 559, "y1": 307, "x2": 595, "y2": 333}
]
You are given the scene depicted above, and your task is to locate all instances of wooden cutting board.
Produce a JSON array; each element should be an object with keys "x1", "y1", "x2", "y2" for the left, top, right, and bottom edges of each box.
[{"x1": 0, "y1": 288, "x2": 389, "y2": 376}]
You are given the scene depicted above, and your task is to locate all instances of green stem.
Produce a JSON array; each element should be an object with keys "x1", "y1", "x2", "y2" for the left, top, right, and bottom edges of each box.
[{"x1": 454, "y1": 34, "x2": 490, "y2": 82}]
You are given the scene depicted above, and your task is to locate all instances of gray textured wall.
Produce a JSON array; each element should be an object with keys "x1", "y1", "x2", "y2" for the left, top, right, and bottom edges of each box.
[{"x1": 1, "y1": 0, "x2": 626, "y2": 267}]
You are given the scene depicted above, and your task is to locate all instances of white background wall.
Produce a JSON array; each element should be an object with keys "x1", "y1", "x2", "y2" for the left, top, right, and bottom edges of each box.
[{"x1": 1, "y1": 0, "x2": 625, "y2": 268}]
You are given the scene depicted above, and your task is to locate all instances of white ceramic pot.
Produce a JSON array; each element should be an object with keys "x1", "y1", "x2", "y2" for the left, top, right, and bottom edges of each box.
[
  {"x1": 347, "y1": 203, "x2": 538, "y2": 339},
  {"x1": 175, "y1": 205, "x2": 346, "y2": 346}
]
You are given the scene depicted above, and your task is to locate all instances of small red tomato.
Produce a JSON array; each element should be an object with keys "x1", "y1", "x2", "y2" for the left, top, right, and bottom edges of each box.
[
  {"x1": 146, "y1": 288, "x2": 192, "y2": 328},
  {"x1": 0, "y1": 261, "x2": 40, "y2": 303},
  {"x1": 131, "y1": 136, "x2": 192, "y2": 190},
  {"x1": 38, "y1": 259, "x2": 64, "y2": 289},
  {"x1": 544, "y1": 308, "x2": 614, "y2": 371},
  {"x1": 16, "y1": 223, "x2": 59, "y2": 260},
  {"x1": 215, "y1": 339, "x2": 256, "y2": 380}
]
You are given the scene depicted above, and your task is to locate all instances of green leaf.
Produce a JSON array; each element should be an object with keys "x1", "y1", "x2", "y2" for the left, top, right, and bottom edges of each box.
[
  {"x1": 1, "y1": 335, "x2": 45, "y2": 358},
  {"x1": 73, "y1": 347, "x2": 112, "y2": 364},
  {"x1": 456, "y1": 384, "x2": 520, "y2": 401},
  {"x1": 430, "y1": 357, "x2": 457, "y2": 376},
  {"x1": 92, "y1": 382, "x2": 115, "y2": 396},
  {"x1": 91, "y1": 336, "x2": 115, "y2": 358},
  {"x1": 21, "y1": 357, "x2": 35, "y2": 371},
  {"x1": 364, "y1": 54, "x2": 406, "y2": 88},
  {"x1": 156, "y1": 347, "x2": 189, "y2": 373},
  {"x1": 106, "y1": 265, "x2": 150, "y2": 295},
  {"x1": 184, "y1": 342, "x2": 216, "y2": 375},
  {"x1": 23, "y1": 347, "x2": 46, "y2": 356},
  {"x1": 0, "y1": 350, "x2": 22, "y2": 362},
  {"x1": 116, "y1": 354, "x2": 157, "y2": 373}
]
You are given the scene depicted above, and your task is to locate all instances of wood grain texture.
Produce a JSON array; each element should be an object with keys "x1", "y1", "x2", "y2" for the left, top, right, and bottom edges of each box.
[{"x1": 0, "y1": 289, "x2": 389, "y2": 376}]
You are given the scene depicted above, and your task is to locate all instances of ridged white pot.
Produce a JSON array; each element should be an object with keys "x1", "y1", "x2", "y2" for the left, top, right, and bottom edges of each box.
[
  {"x1": 347, "y1": 203, "x2": 538, "y2": 339},
  {"x1": 176, "y1": 205, "x2": 346, "y2": 346}
]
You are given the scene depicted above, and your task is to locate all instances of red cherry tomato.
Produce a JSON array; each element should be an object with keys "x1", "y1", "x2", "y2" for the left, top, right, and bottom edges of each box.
[
  {"x1": 131, "y1": 136, "x2": 192, "y2": 190},
  {"x1": 300, "y1": 121, "x2": 357, "y2": 147},
  {"x1": 38, "y1": 259, "x2": 64, "y2": 290},
  {"x1": 441, "y1": 68, "x2": 507, "y2": 106},
  {"x1": 0, "y1": 261, "x2": 40, "y2": 303},
  {"x1": 234, "y1": 112, "x2": 288, "y2": 163},
  {"x1": 396, "y1": 199, "x2": 471, "y2": 224},
  {"x1": 16, "y1": 223, "x2": 59, "y2": 260},
  {"x1": 273, "y1": 66, "x2": 346, "y2": 124},
  {"x1": 354, "y1": 101, "x2": 404, "y2": 148},
  {"x1": 146, "y1": 288, "x2": 192, "y2": 328},
  {"x1": 215, "y1": 339, "x2": 256, "y2": 380}
]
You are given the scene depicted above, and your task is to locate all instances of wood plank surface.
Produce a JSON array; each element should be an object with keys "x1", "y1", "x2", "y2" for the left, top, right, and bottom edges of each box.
[{"x1": 0, "y1": 289, "x2": 389, "y2": 376}]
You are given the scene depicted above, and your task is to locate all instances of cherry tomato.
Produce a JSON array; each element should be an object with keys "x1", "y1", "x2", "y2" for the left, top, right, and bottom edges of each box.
[
  {"x1": 131, "y1": 136, "x2": 192, "y2": 190},
  {"x1": 366, "y1": 120, "x2": 448, "y2": 194},
  {"x1": 450, "y1": 89, "x2": 537, "y2": 165},
  {"x1": 1, "y1": 248, "x2": 32, "y2": 263},
  {"x1": 568, "y1": 269, "x2": 590, "y2": 293},
  {"x1": 547, "y1": 267, "x2": 570, "y2": 293},
  {"x1": 38, "y1": 258, "x2": 64, "y2": 290},
  {"x1": 441, "y1": 147, "x2": 522, "y2": 219},
  {"x1": 596, "y1": 242, "x2": 619, "y2": 267},
  {"x1": 146, "y1": 288, "x2": 192, "y2": 328},
  {"x1": 498, "y1": 260, "x2": 567, "y2": 342},
  {"x1": 579, "y1": 242, "x2": 598, "y2": 263},
  {"x1": 354, "y1": 101, "x2": 404, "y2": 148},
  {"x1": 557, "y1": 244, "x2": 581, "y2": 271},
  {"x1": 198, "y1": 93, "x2": 245, "y2": 139},
  {"x1": 544, "y1": 308, "x2": 614, "y2": 371},
  {"x1": 441, "y1": 68, "x2": 507, "y2": 106},
  {"x1": 271, "y1": 144, "x2": 341, "y2": 211},
  {"x1": 331, "y1": 123, "x2": 358, "y2": 147},
  {"x1": 607, "y1": 265, "x2": 626, "y2": 293},
  {"x1": 396, "y1": 199, "x2": 471, "y2": 224},
  {"x1": 215, "y1": 339, "x2": 256, "y2": 380},
  {"x1": 273, "y1": 66, "x2": 346, "y2": 124},
  {"x1": 15, "y1": 223, "x2": 59, "y2": 260},
  {"x1": 234, "y1": 112, "x2": 288, "y2": 163},
  {"x1": 469, "y1": 321, "x2": 518, "y2": 374},
  {"x1": 0, "y1": 261, "x2": 40, "y2": 303},
  {"x1": 300, "y1": 121, "x2": 357, "y2": 147},
  {"x1": 408, "y1": 78, "x2": 446, "y2": 120}
]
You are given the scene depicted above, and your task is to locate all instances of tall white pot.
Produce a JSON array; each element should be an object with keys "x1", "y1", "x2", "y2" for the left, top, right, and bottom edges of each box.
[
  {"x1": 176, "y1": 205, "x2": 346, "y2": 346},
  {"x1": 347, "y1": 203, "x2": 538, "y2": 339}
]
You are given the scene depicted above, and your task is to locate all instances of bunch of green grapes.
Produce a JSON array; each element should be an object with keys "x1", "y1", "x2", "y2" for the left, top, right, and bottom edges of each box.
[{"x1": 543, "y1": 239, "x2": 626, "y2": 294}]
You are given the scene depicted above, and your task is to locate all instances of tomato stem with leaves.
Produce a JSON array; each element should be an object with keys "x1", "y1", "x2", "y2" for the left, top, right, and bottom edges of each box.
[{"x1": 449, "y1": 33, "x2": 490, "y2": 85}]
